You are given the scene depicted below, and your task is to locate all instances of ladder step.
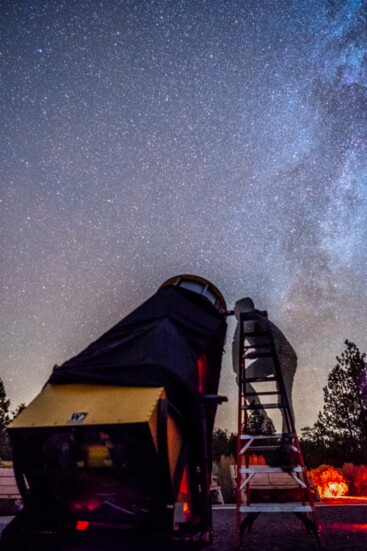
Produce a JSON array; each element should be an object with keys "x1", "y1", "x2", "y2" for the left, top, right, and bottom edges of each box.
[
  {"x1": 246, "y1": 445, "x2": 298, "y2": 451},
  {"x1": 244, "y1": 345, "x2": 271, "y2": 351},
  {"x1": 243, "y1": 331, "x2": 271, "y2": 336},
  {"x1": 240, "y1": 466, "x2": 304, "y2": 474},
  {"x1": 245, "y1": 352, "x2": 274, "y2": 359},
  {"x1": 244, "y1": 376, "x2": 277, "y2": 383},
  {"x1": 245, "y1": 446, "x2": 280, "y2": 451},
  {"x1": 240, "y1": 433, "x2": 296, "y2": 440},
  {"x1": 245, "y1": 391, "x2": 280, "y2": 396},
  {"x1": 239, "y1": 503, "x2": 313, "y2": 513},
  {"x1": 242, "y1": 403, "x2": 286, "y2": 410}
]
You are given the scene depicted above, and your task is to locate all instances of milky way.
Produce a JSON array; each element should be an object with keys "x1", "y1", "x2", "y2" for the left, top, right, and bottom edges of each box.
[{"x1": 1, "y1": 0, "x2": 366, "y2": 431}]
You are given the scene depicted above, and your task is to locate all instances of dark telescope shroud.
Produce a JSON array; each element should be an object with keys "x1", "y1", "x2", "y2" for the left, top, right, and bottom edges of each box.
[
  {"x1": 4, "y1": 276, "x2": 227, "y2": 546},
  {"x1": 49, "y1": 284, "x2": 227, "y2": 429}
]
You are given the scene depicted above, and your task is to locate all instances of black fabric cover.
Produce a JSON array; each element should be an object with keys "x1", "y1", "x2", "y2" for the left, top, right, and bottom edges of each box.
[{"x1": 49, "y1": 286, "x2": 227, "y2": 421}]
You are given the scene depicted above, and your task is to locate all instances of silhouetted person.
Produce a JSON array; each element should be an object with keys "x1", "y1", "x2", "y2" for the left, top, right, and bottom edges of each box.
[{"x1": 232, "y1": 297, "x2": 297, "y2": 433}]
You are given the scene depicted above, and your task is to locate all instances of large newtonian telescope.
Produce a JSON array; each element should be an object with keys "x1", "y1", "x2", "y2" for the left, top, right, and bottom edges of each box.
[{"x1": 4, "y1": 275, "x2": 227, "y2": 547}]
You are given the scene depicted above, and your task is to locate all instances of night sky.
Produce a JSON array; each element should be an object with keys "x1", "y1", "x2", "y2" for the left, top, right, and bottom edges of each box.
[{"x1": 1, "y1": 0, "x2": 366, "y2": 432}]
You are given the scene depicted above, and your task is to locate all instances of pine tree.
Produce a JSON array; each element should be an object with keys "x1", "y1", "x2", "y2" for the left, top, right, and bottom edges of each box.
[
  {"x1": 0, "y1": 378, "x2": 11, "y2": 432},
  {"x1": 212, "y1": 428, "x2": 237, "y2": 461},
  {"x1": 0, "y1": 378, "x2": 11, "y2": 460},
  {"x1": 246, "y1": 410, "x2": 275, "y2": 435},
  {"x1": 302, "y1": 340, "x2": 367, "y2": 465},
  {"x1": 212, "y1": 429, "x2": 231, "y2": 462}
]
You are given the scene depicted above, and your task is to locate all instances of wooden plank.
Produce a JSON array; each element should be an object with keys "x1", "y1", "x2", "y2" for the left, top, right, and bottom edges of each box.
[
  {"x1": 245, "y1": 476, "x2": 299, "y2": 489},
  {"x1": 240, "y1": 465, "x2": 303, "y2": 473},
  {"x1": 239, "y1": 433, "x2": 295, "y2": 440},
  {"x1": 0, "y1": 489, "x2": 21, "y2": 498},
  {"x1": 0, "y1": 478, "x2": 17, "y2": 485},
  {"x1": 239, "y1": 503, "x2": 313, "y2": 513},
  {"x1": 0, "y1": 468, "x2": 16, "y2": 477},
  {"x1": 236, "y1": 471, "x2": 302, "y2": 489},
  {"x1": 231, "y1": 466, "x2": 302, "y2": 489},
  {"x1": 0, "y1": 468, "x2": 21, "y2": 498}
]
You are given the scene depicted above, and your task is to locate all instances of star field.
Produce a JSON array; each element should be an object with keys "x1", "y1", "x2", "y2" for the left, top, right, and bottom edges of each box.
[{"x1": 1, "y1": 0, "x2": 366, "y2": 432}]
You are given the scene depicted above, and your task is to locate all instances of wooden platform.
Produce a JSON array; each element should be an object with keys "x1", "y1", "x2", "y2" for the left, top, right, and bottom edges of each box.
[
  {"x1": 0, "y1": 468, "x2": 21, "y2": 499},
  {"x1": 230, "y1": 465, "x2": 300, "y2": 489}
]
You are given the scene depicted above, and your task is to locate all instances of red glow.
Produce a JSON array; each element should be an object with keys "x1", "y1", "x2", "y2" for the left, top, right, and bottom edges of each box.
[
  {"x1": 72, "y1": 497, "x2": 101, "y2": 512},
  {"x1": 329, "y1": 523, "x2": 367, "y2": 532},
  {"x1": 177, "y1": 468, "x2": 191, "y2": 519},
  {"x1": 179, "y1": 468, "x2": 189, "y2": 495},
  {"x1": 328, "y1": 495, "x2": 367, "y2": 502},
  {"x1": 197, "y1": 355, "x2": 208, "y2": 393},
  {"x1": 75, "y1": 521, "x2": 90, "y2": 531},
  {"x1": 308, "y1": 465, "x2": 349, "y2": 498}
]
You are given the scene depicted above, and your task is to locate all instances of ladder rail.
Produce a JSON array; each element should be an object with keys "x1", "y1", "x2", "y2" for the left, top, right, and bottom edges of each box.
[{"x1": 235, "y1": 313, "x2": 246, "y2": 544}]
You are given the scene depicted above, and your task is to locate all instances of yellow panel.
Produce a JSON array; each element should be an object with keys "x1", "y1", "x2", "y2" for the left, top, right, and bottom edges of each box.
[{"x1": 9, "y1": 384, "x2": 165, "y2": 428}]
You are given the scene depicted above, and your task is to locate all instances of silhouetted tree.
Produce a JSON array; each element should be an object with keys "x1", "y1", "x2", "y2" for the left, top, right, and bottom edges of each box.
[
  {"x1": 0, "y1": 379, "x2": 11, "y2": 430},
  {"x1": 0, "y1": 378, "x2": 11, "y2": 460},
  {"x1": 12, "y1": 403, "x2": 26, "y2": 419},
  {"x1": 212, "y1": 428, "x2": 237, "y2": 462},
  {"x1": 246, "y1": 410, "x2": 275, "y2": 435},
  {"x1": 0, "y1": 379, "x2": 26, "y2": 460},
  {"x1": 301, "y1": 340, "x2": 367, "y2": 466}
]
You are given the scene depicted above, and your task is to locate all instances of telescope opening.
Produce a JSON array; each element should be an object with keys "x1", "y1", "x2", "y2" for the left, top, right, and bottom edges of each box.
[{"x1": 160, "y1": 274, "x2": 227, "y2": 313}]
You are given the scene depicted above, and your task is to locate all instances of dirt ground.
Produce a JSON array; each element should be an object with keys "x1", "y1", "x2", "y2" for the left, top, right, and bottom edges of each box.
[
  {"x1": 1, "y1": 506, "x2": 366, "y2": 550},
  {"x1": 211, "y1": 505, "x2": 367, "y2": 551}
]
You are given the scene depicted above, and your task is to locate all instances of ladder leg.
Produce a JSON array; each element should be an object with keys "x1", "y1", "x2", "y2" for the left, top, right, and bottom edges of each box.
[
  {"x1": 294, "y1": 512, "x2": 317, "y2": 535},
  {"x1": 240, "y1": 512, "x2": 260, "y2": 535}
]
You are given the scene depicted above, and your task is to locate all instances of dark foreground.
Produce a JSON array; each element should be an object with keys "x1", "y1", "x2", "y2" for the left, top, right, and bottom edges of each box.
[
  {"x1": 214, "y1": 506, "x2": 367, "y2": 551},
  {"x1": 1, "y1": 506, "x2": 366, "y2": 550}
]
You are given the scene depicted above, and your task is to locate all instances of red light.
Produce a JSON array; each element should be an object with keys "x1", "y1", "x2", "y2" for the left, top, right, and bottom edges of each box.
[
  {"x1": 177, "y1": 468, "x2": 191, "y2": 520},
  {"x1": 75, "y1": 521, "x2": 90, "y2": 531},
  {"x1": 197, "y1": 355, "x2": 208, "y2": 393},
  {"x1": 72, "y1": 497, "x2": 100, "y2": 512},
  {"x1": 179, "y1": 468, "x2": 189, "y2": 495},
  {"x1": 308, "y1": 465, "x2": 349, "y2": 498},
  {"x1": 329, "y1": 523, "x2": 367, "y2": 532}
]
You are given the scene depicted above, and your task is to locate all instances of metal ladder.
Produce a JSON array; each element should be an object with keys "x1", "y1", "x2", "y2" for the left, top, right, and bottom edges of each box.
[{"x1": 235, "y1": 311, "x2": 322, "y2": 548}]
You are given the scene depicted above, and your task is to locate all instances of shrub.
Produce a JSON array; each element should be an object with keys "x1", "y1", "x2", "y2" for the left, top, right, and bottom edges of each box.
[
  {"x1": 308, "y1": 464, "x2": 348, "y2": 498},
  {"x1": 212, "y1": 454, "x2": 236, "y2": 503},
  {"x1": 353, "y1": 465, "x2": 367, "y2": 496},
  {"x1": 341, "y1": 463, "x2": 367, "y2": 496}
]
